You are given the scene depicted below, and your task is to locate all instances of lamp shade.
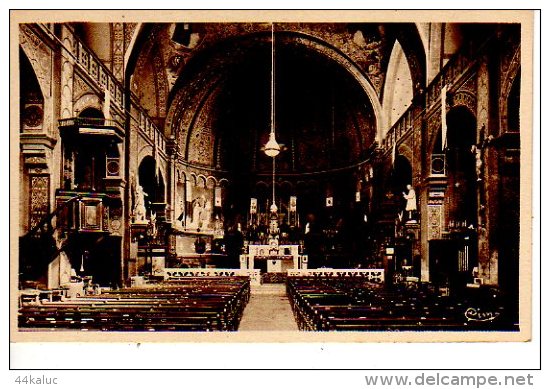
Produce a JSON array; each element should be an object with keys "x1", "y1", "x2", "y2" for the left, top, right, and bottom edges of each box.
[{"x1": 264, "y1": 131, "x2": 280, "y2": 157}]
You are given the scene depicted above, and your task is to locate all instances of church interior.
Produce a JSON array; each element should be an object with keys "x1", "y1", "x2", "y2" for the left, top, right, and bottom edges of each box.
[{"x1": 16, "y1": 20, "x2": 523, "y2": 332}]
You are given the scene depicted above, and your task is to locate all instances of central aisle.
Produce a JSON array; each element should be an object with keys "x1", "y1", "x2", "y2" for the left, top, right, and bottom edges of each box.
[{"x1": 238, "y1": 283, "x2": 298, "y2": 331}]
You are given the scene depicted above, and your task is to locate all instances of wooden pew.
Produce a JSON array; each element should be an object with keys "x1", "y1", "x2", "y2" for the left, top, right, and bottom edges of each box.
[
  {"x1": 286, "y1": 276, "x2": 509, "y2": 331},
  {"x1": 19, "y1": 276, "x2": 250, "y2": 332}
]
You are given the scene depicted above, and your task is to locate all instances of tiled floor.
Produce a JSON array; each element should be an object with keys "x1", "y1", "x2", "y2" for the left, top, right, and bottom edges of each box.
[{"x1": 238, "y1": 284, "x2": 298, "y2": 331}]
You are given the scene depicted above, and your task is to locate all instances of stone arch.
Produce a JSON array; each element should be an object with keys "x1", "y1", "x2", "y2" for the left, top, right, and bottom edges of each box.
[
  {"x1": 381, "y1": 40, "x2": 414, "y2": 136},
  {"x1": 450, "y1": 90, "x2": 477, "y2": 118},
  {"x1": 189, "y1": 172, "x2": 198, "y2": 186},
  {"x1": 397, "y1": 143, "x2": 414, "y2": 166},
  {"x1": 384, "y1": 24, "x2": 427, "y2": 96},
  {"x1": 500, "y1": 47, "x2": 521, "y2": 134},
  {"x1": 73, "y1": 93, "x2": 102, "y2": 117},
  {"x1": 206, "y1": 176, "x2": 217, "y2": 189},
  {"x1": 256, "y1": 181, "x2": 270, "y2": 188},
  {"x1": 446, "y1": 106, "x2": 477, "y2": 149},
  {"x1": 196, "y1": 174, "x2": 207, "y2": 189},
  {"x1": 392, "y1": 154, "x2": 413, "y2": 195},
  {"x1": 166, "y1": 31, "x2": 383, "y2": 152},
  {"x1": 19, "y1": 27, "x2": 52, "y2": 100},
  {"x1": 137, "y1": 145, "x2": 154, "y2": 165},
  {"x1": 254, "y1": 181, "x2": 270, "y2": 207},
  {"x1": 19, "y1": 30, "x2": 54, "y2": 135},
  {"x1": 504, "y1": 71, "x2": 521, "y2": 133},
  {"x1": 278, "y1": 180, "x2": 294, "y2": 203},
  {"x1": 500, "y1": 47, "x2": 521, "y2": 101},
  {"x1": 415, "y1": 23, "x2": 430, "y2": 60},
  {"x1": 19, "y1": 48, "x2": 44, "y2": 133},
  {"x1": 151, "y1": 46, "x2": 169, "y2": 118},
  {"x1": 123, "y1": 23, "x2": 145, "y2": 77},
  {"x1": 78, "y1": 107, "x2": 104, "y2": 119}
]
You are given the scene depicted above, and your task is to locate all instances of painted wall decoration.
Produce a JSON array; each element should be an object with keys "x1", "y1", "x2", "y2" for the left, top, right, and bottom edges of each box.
[{"x1": 185, "y1": 185, "x2": 214, "y2": 231}]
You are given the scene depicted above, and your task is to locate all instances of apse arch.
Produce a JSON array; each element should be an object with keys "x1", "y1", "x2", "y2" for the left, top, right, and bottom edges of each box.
[{"x1": 165, "y1": 30, "x2": 382, "y2": 150}]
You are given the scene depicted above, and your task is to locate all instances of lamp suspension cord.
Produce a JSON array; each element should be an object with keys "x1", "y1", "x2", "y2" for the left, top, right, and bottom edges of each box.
[
  {"x1": 271, "y1": 23, "x2": 275, "y2": 135},
  {"x1": 271, "y1": 23, "x2": 276, "y2": 206},
  {"x1": 272, "y1": 155, "x2": 276, "y2": 205}
]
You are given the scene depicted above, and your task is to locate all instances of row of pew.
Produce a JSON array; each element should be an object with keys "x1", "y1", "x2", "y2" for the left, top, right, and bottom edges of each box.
[
  {"x1": 286, "y1": 276, "x2": 514, "y2": 331},
  {"x1": 18, "y1": 276, "x2": 250, "y2": 331}
]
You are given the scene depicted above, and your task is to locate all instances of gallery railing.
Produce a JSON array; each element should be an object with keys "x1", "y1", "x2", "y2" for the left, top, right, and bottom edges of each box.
[{"x1": 382, "y1": 33, "x2": 496, "y2": 155}]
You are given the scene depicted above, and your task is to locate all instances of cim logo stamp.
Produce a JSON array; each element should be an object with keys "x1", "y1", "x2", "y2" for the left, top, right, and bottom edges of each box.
[{"x1": 464, "y1": 307, "x2": 500, "y2": 322}]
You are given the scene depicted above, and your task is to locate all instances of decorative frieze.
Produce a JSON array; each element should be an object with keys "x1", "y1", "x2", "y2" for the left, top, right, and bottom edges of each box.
[
  {"x1": 111, "y1": 22, "x2": 125, "y2": 82},
  {"x1": 451, "y1": 90, "x2": 477, "y2": 115},
  {"x1": 287, "y1": 269, "x2": 385, "y2": 283},
  {"x1": 152, "y1": 50, "x2": 168, "y2": 117},
  {"x1": 427, "y1": 204, "x2": 442, "y2": 240},
  {"x1": 124, "y1": 23, "x2": 138, "y2": 51},
  {"x1": 165, "y1": 268, "x2": 261, "y2": 285},
  {"x1": 29, "y1": 175, "x2": 50, "y2": 230}
]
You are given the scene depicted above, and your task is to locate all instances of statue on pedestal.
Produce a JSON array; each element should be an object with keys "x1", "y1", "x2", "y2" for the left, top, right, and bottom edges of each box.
[
  {"x1": 133, "y1": 185, "x2": 148, "y2": 223},
  {"x1": 403, "y1": 184, "x2": 417, "y2": 221}
]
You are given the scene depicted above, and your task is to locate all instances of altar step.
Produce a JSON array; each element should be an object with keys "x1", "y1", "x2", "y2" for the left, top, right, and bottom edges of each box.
[{"x1": 238, "y1": 284, "x2": 298, "y2": 331}]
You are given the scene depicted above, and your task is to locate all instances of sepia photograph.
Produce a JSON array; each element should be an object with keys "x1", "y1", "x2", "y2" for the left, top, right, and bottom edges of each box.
[{"x1": 10, "y1": 9, "x2": 534, "y2": 346}]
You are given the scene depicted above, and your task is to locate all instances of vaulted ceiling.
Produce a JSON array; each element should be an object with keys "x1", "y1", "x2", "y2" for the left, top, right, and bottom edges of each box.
[{"x1": 126, "y1": 23, "x2": 426, "y2": 176}]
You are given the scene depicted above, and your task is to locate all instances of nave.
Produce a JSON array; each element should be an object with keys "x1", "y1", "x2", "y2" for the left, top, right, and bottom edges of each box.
[
  {"x1": 18, "y1": 274, "x2": 516, "y2": 332},
  {"x1": 15, "y1": 18, "x2": 525, "y2": 335}
]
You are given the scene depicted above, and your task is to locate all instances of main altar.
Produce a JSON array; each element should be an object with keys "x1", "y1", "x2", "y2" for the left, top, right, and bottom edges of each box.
[{"x1": 240, "y1": 244, "x2": 307, "y2": 273}]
